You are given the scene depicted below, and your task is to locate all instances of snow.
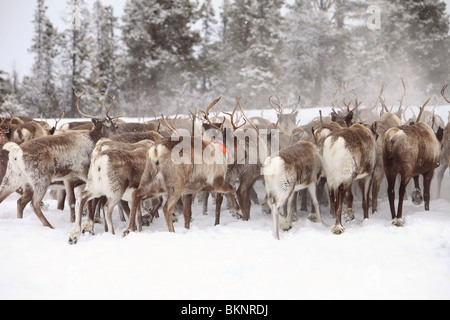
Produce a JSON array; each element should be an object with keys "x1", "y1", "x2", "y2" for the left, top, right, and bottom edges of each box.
[{"x1": 1, "y1": 105, "x2": 450, "y2": 300}]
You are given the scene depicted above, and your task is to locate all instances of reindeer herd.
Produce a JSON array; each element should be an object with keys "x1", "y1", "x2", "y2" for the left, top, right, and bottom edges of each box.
[{"x1": 0, "y1": 83, "x2": 449, "y2": 242}]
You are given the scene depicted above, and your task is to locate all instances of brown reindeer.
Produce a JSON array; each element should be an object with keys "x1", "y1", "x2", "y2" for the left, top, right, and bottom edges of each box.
[
  {"x1": 263, "y1": 141, "x2": 323, "y2": 240},
  {"x1": 436, "y1": 86, "x2": 450, "y2": 198},
  {"x1": 2, "y1": 91, "x2": 120, "y2": 229},
  {"x1": 321, "y1": 123, "x2": 377, "y2": 234},
  {"x1": 371, "y1": 112, "x2": 403, "y2": 214},
  {"x1": 383, "y1": 121, "x2": 444, "y2": 227},
  {"x1": 122, "y1": 134, "x2": 236, "y2": 236}
]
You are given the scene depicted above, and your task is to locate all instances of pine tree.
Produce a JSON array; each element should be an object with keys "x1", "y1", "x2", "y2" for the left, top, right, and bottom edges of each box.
[
  {"x1": 388, "y1": 0, "x2": 449, "y2": 97},
  {"x1": 215, "y1": 0, "x2": 284, "y2": 107},
  {"x1": 21, "y1": 0, "x2": 59, "y2": 116},
  {"x1": 197, "y1": 0, "x2": 218, "y2": 93},
  {"x1": 121, "y1": 0, "x2": 201, "y2": 115},
  {"x1": 59, "y1": 0, "x2": 93, "y2": 118},
  {"x1": 91, "y1": 1, "x2": 118, "y2": 93}
]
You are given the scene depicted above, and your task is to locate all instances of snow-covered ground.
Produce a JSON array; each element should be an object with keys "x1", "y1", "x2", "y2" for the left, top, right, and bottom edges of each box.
[{"x1": 1, "y1": 105, "x2": 449, "y2": 300}]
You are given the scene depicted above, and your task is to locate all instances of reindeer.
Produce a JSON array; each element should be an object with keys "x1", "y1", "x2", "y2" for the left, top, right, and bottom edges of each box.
[
  {"x1": 268, "y1": 95, "x2": 300, "y2": 135},
  {"x1": 122, "y1": 134, "x2": 237, "y2": 236},
  {"x1": 68, "y1": 138, "x2": 157, "y2": 244},
  {"x1": 321, "y1": 123, "x2": 377, "y2": 234},
  {"x1": 1, "y1": 91, "x2": 120, "y2": 229},
  {"x1": 383, "y1": 119, "x2": 443, "y2": 227},
  {"x1": 263, "y1": 141, "x2": 323, "y2": 240},
  {"x1": 436, "y1": 86, "x2": 450, "y2": 199},
  {"x1": 371, "y1": 112, "x2": 403, "y2": 214},
  {"x1": 202, "y1": 96, "x2": 271, "y2": 222}
]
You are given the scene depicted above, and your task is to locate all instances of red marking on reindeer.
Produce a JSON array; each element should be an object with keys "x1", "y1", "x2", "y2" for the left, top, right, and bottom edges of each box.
[
  {"x1": 214, "y1": 141, "x2": 229, "y2": 160},
  {"x1": 0, "y1": 132, "x2": 6, "y2": 145}
]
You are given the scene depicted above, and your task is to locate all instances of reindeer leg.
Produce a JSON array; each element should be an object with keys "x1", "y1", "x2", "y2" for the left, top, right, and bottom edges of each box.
[
  {"x1": 344, "y1": 187, "x2": 355, "y2": 222},
  {"x1": 17, "y1": 187, "x2": 33, "y2": 219},
  {"x1": 270, "y1": 198, "x2": 281, "y2": 240},
  {"x1": 31, "y1": 188, "x2": 54, "y2": 229},
  {"x1": 225, "y1": 192, "x2": 242, "y2": 219},
  {"x1": 104, "y1": 198, "x2": 119, "y2": 235},
  {"x1": 386, "y1": 173, "x2": 397, "y2": 221},
  {"x1": 289, "y1": 191, "x2": 298, "y2": 222},
  {"x1": 436, "y1": 160, "x2": 447, "y2": 199},
  {"x1": 362, "y1": 175, "x2": 372, "y2": 220},
  {"x1": 395, "y1": 175, "x2": 411, "y2": 227},
  {"x1": 183, "y1": 194, "x2": 193, "y2": 229},
  {"x1": 332, "y1": 184, "x2": 346, "y2": 235},
  {"x1": 68, "y1": 191, "x2": 91, "y2": 244},
  {"x1": 411, "y1": 175, "x2": 423, "y2": 205},
  {"x1": 237, "y1": 184, "x2": 251, "y2": 221},
  {"x1": 123, "y1": 188, "x2": 146, "y2": 237},
  {"x1": 215, "y1": 193, "x2": 223, "y2": 226},
  {"x1": 202, "y1": 191, "x2": 209, "y2": 215},
  {"x1": 299, "y1": 189, "x2": 308, "y2": 212},
  {"x1": 423, "y1": 170, "x2": 434, "y2": 211},
  {"x1": 57, "y1": 189, "x2": 66, "y2": 211},
  {"x1": 164, "y1": 191, "x2": 182, "y2": 233},
  {"x1": 64, "y1": 180, "x2": 76, "y2": 223},
  {"x1": 372, "y1": 167, "x2": 384, "y2": 214},
  {"x1": 307, "y1": 183, "x2": 322, "y2": 223}
]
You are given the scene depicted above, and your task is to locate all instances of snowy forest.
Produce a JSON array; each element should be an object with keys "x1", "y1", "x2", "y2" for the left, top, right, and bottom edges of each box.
[{"x1": 0, "y1": 0, "x2": 449, "y2": 117}]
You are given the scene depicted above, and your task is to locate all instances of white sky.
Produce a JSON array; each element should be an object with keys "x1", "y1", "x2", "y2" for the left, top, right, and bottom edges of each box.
[{"x1": 0, "y1": 0, "x2": 449, "y2": 79}]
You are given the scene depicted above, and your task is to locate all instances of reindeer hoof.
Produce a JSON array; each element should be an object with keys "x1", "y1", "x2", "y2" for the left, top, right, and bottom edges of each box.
[
  {"x1": 411, "y1": 189, "x2": 423, "y2": 205},
  {"x1": 280, "y1": 217, "x2": 292, "y2": 232},
  {"x1": 122, "y1": 229, "x2": 131, "y2": 238},
  {"x1": 82, "y1": 221, "x2": 94, "y2": 235},
  {"x1": 68, "y1": 236, "x2": 78, "y2": 245},
  {"x1": 392, "y1": 218, "x2": 404, "y2": 227},
  {"x1": 230, "y1": 210, "x2": 242, "y2": 220},
  {"x1": 307, "y1": 212, "x2": 319, "y2": 223},
  {"x1": 142, "y1": 213, "x2": 154, "y2": 226},
  {"x1": 332, "y1": 224, "x2": 345, "y2": 235},
  {"x1": 344, "y1": 208, "x2": 355, "y2": 222}
]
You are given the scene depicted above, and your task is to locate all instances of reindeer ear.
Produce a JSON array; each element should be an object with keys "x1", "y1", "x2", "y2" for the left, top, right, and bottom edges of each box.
[
  {"x1": 371, "y1": 121, "x2": 377, "y2": 135},
  {"x1": 436, "y1": 126, "x2": 444, "y2": 143},
  {"x1": 345, "y1": 111, "x2": 354, "y2": 127},
  {"x1": 331, "y1": 112, "x2": 338, "y2": 122}
]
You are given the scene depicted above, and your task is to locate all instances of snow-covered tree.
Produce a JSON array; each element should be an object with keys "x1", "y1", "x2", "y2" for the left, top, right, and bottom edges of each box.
[
  {"x1": 197, "y1": 0, "x2": 218, "y2": 93},
  {"x1": 121, "y1": 0, "x2": 201, "y2": 115},
  {"x1": 0, "y1": 70, "x2": 13, "y2": 107},
  {"x1": 21, "y1": 0, "x2": 59, "y2": 116},
  {"x1": 214, "y1": 0, "x2": 284, "y2": 107},
  {"x1": 59, "y1": 0, "x2": 94, "y2": 117},
  {"x1": 90, "y1": 1, "x2": 118, "y2": 95}
]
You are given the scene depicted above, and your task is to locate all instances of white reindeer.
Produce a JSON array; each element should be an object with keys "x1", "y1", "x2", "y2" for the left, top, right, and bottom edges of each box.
[{"x1": 263, "y1": 141, "x2": 323, "y2": 240}]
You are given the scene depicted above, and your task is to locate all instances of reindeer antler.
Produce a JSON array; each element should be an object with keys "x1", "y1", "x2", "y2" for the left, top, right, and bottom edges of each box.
[
  {"x1": 237, "y1": 95, "x2": 258, "y2": 133},
  {"x1": 269, "y1": 96, "x2": 283, "y2": 114},
  {"x1": 223, "y1": 96, "x2": 247, "y2": 131},
  {"x1": 203, "y1": 97, "x2": 225, "y2": 131},
  {"x1": 102, "y1": 92, "x2": 124, "y2": 120},
  {"x1": 378, "y1": 83, "x2": 389, "y2": 113},
  {"x1": 74, "y1": 90, "x2": 97, "y2": 119},
  {"x1": 415, "y1": 97, "x2": 431, "y2": 123},
  {"x1": 441, "y1": 85, "x2": 450, "y2": 104}
]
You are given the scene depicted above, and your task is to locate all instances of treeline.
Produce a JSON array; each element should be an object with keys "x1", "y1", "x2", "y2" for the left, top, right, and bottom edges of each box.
[{"x1": 0, "y1": 0, "x2": 449, "y2": 117}]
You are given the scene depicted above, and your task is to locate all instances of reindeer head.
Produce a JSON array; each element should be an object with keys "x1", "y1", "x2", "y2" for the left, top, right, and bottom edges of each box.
[
  {"x1": 74, "y1": 91, "x2": 121, "y2": 139},
  {"x1": 330, "y1": 86, "x2": 361, "y2": 128},
  {"x1": 269, "y1": 96, "x2": 300, "y2": 134}
]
